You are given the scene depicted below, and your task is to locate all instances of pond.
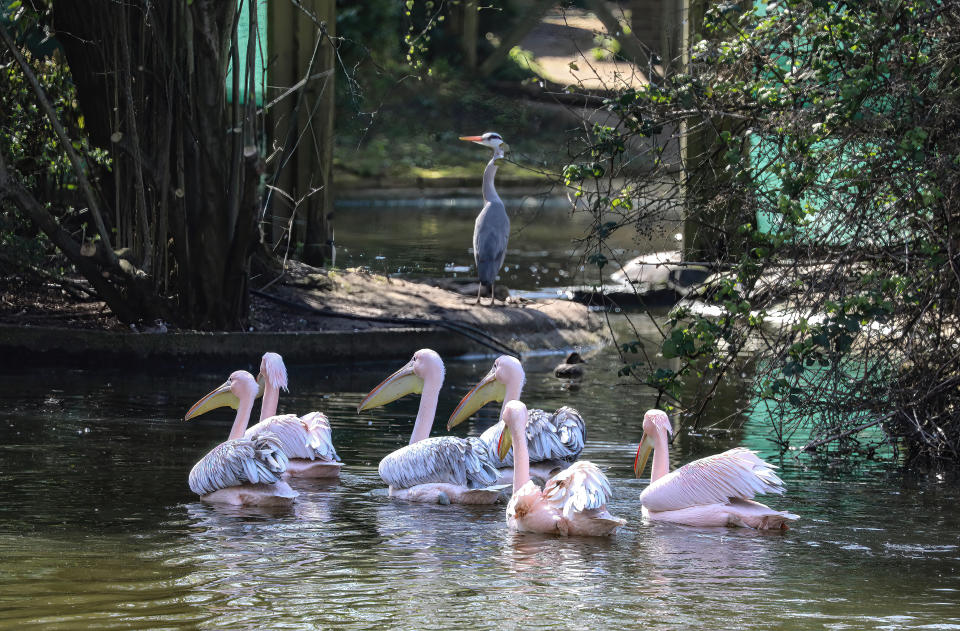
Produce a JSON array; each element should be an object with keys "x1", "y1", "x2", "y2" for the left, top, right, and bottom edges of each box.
[
  {"x1": 1, "y1": 329, "x2": 958, "y2": 629},
  {"x1": 332, "y1": 196, "x2": 681, "y2": 296}
]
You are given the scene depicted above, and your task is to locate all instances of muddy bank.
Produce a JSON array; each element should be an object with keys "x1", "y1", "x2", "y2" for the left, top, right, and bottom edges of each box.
[{"x1": 0, "y1": 267, "x2": 606, "y2": 368}]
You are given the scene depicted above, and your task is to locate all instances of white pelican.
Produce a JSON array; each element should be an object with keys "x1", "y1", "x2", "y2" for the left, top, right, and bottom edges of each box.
[
  {"x1": 254, "y1": 352, "x2": 342, "y2": 478},
  {"x1": 500, "y1": 400, "x2": 624, "y2": 536},
  {"x1": 447, "y1": 355, "x2": 585, "y2": 483},
  {"x1": 634, "y1": 409, "x2": 799, "y2": 529},
  {"x1": 357, "y1": 349, "x2": 502, "y2": 504},
  {"x1": 184, "y1": 370, "x2": 297, "y2": 506}
]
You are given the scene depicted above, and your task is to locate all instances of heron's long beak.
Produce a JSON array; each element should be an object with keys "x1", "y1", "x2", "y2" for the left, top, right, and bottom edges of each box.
[
  {"x1": 357, "y1": 361, "x2": 424, "y2": 412},
  {"x1": 459, "y1": 135, "x2": 485, "y2": 144},
  {"x1": 498, "y1": 426, "x2": 513, "y2": 461},
  {"x1": 447, "y1": 368, "x2": 506, "y2": 429},
  {"x1": 184, "y1": 380, "x2": 237, "y2": 420},
  {"x1": 633, "y1": 432, "x2": 655, "y2": 478}
]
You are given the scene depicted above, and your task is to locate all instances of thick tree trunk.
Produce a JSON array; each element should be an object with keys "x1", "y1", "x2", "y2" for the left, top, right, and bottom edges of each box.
[{"x1": 51, "y1": 0, "x2": 260, "y2": 329}]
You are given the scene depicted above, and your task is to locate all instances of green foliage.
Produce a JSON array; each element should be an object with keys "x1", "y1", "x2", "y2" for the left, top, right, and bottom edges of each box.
[
  {"x1": 563, "y1": 0, "x2": 960, "y2": 468},
  {"x1": 0, "y1": 5, "x2": 110, "y2": 274}
]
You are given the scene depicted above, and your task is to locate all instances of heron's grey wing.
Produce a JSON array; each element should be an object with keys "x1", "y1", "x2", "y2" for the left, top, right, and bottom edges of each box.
[
  {"x1": 542, "y1": 461, "x2": 614, "y2": 519},
  {"x1": 378, "y1": 436, "x2": 498, "y2": 490},
  {"x1": 473, "y1": 201, "x2": 510, "y2": 284},
  {"x1": 248, "y1": 412, "x2": 340, "y2": 461},
  {"x1": 188, "y1": 433, "x2": 289, "y2": 496}
]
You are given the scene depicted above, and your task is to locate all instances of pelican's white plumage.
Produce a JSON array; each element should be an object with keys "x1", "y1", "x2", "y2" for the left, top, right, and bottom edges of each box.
[
  {"x1": 640, "y1": 447, "x2": 788, "y2": 513},
  {"x1": 635, "y1": 409, "x2": 798, "y2": 529},
  {"x1": 448, "y1": 356, "x2": 585, "y2": 482},
  {"x1": 502, "y1": 401, "x2": 624, "y2": 536},
  {"x1": 358, "y1": 349, "x2": 501, "y2": 504},
  {"x1": 188, "y1": 431, "x2": 289, "y2": 496},
  {"x1": 184, "y1": 370, "x2": 297, "y2": 506},
  {"x1": 378, "y1": 436, "x2": 497, "y2": 490},
  {"x1": 481, "y1": 406, "x2": 585, "y2": 469},
  {"x1": 251, "y1": 353, "x2": 342, "y2": 477}
]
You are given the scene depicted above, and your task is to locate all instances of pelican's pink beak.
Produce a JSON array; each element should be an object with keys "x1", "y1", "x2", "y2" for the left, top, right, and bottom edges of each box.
[
  {"x1": 633, "y1": 432, "x2": 654, "y2": 478},
  {"x1": 447, "y1": 366, "x2": 506, "y2": 430},
  {"x1": 357, "y1": 360, "x2": 424, "y2": 412}
]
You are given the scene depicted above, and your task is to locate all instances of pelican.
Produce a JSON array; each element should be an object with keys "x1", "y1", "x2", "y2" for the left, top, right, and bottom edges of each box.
[
  {"x1": 460, "y1": 132, "x2": 509, "y2": 305},
  {"x1": 357, "y1": 349, "x2": 502, "y2": 504},
  {"x1": 500, "y1": 400, "x2": 624, "y2": 536},
  {"x1": 634, "y1": 409, "x2": 799, "y2": 529},
  {"x1": 447, "y1": 355, "x2": 585, "y2": 483},
  {"x1": 184, "y1": 370, "x2": 297, "y2": 506},
  {"x1": 254, "y1": 352, "x2": 342, "y2": 478}
]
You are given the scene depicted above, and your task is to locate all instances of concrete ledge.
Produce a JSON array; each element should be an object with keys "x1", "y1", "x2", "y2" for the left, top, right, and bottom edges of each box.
[
  {"x1": 0, "y1": 325, "x2": 467, "y2": 367},
  {"x1": 0, "y1": 320, "x2": 605, "y2": 368}
]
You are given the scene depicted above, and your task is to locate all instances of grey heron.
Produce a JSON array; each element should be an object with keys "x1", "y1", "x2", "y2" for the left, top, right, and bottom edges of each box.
[{"x1": 460, "y1": 132, "x2": 510, "y2": 305}]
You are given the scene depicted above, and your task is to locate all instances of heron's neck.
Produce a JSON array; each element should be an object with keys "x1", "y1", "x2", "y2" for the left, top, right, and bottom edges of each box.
[
  {"x1": 651, "y1": 431, "x2": 671, "y2": 483},
  {"x1": 510, "y1": 423, "x2": 530, "y2": 494},
  {"x1": 410, "y1": 373, "x2": 442, "y2": 444},
  {"x1": 259, "y1": 382, "x2": 279, "y2": 421},
  {"x1": 482, "y1": 156, "x2": 502, "y2": 204},
  {"x1": 228, "y1": 394, "x2": 255, "y2": 441}
]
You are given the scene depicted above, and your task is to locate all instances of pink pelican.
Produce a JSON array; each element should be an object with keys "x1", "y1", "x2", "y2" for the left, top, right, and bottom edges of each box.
[
  {"x1": 500, "y1": 400, "x2": 624, "y2": 536},
  {"x1": 254, "y1": 352, "x2": 342, "y2": 478},
  {"x1": 447, "y1": 355, "x2": 585, "y2": 483},
  {"x1": 634, "y1": 409, "x2": 799, "y2": 529},
  {"x1": 357, "y1": 349, "x2": 502, "y2": 504},
  {"x1": 184, "y1": 370, "x2": 297, "y2": 506}
]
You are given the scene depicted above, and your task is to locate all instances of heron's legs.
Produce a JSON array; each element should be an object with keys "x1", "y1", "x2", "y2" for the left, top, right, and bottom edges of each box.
[
  {"x1": 489, "y1": 281, "x2": 497, "y2": 306},
  {"x1": 474, "y1": 282, "x2": 483, "y2": 305}
]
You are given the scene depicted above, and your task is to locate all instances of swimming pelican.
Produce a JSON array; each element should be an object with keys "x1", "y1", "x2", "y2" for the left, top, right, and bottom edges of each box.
[
  {"x1": 357, "y1": 349, "x2": 501, "y2": 504},
  {"x1": 460, "y1": 132, "x2": 509, "y2": 306},
  {"x1": 254, "y1": 352, "x2": 342, "y2": 478},
  {"x1": 500, "y1": 400, "x2": 624, "y2": 536},
  {"x1": 634, "y1": 409, "x2": 799, "y2": 529},
  {"x1": 447, "y1": 355, "x2": 585, "y2": 483},
  {"x1": 184, "y1": 370, "x2": 297, "y2": 506}
]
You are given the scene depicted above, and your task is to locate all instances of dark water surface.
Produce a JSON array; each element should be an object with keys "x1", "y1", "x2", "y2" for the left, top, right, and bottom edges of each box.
[
  {"x1": 332, "y1": 197, "x2": 681, "y2": 294},
  {"x1": 1, "y1": 342, "x2": 958, "y2": 629}
]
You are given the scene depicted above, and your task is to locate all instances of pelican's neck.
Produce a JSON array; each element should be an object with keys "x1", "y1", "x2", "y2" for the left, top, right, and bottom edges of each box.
[
  {"x1": 651, "y1": 431, "x2": 671, "y2": 483},
  {"x1": 511, "y1": 423, "x2": 530, "y2": 494},
  {"x1": 260, "y1": 382, "x2": 279, "y2": 421},
  {"x1": 409, "y1": 372, "x2": 443, "y2": 445},
  {"x1": 228, "y1": 394, "x2": 255, "y2": 441},
  {"x1": 482, "y1": 156, "x2": 502, "y2": 204},
  {"x1": 499, "y1": 377, "x2": 523, "y2": 422}
]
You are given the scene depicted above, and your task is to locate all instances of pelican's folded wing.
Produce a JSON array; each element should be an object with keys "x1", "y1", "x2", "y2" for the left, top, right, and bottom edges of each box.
[
  {"x1": 640, "y1": 448, "x2": 786, "y2": 512},
  {"x1": 188, "y1": 433, "x2": 289, "y2": 496},
  {"x1": 378, "y1": 436, "x2": 498, "y2": 490},
  {"x1": 542, "y1": 461, "x2": 614, "y2": 519},
  {"x1": 247, "y1": 412, "x2": 340, "y2": 462}
]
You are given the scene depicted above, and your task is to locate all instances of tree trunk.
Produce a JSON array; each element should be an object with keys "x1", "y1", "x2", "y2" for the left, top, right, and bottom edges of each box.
[{"x1": 51, "y1": 0, "x2": 260, "y2": 329}]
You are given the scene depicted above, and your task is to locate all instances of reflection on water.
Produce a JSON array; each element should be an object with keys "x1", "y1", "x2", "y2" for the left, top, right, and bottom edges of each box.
[
  {"x1": 333, "y1": 201, "x2": 679, "y2": 293},
  {"x1": 1, "y1": 337, "x2": 960, "y2": 628}
]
